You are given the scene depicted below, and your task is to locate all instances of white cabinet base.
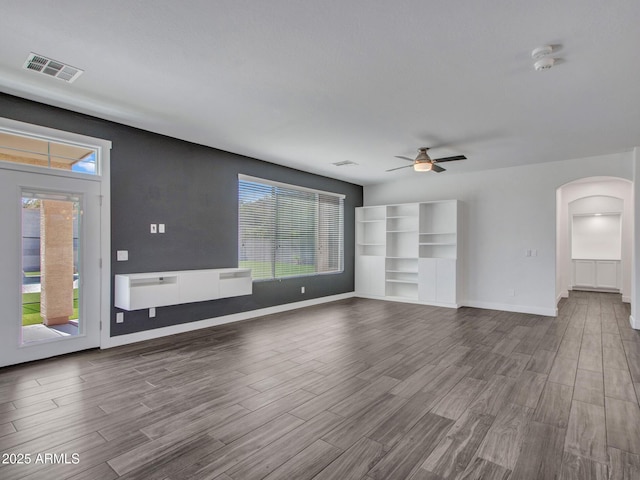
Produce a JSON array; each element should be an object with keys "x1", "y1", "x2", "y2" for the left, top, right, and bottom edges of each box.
[
  {"x1": 572, "y1": 259, "x2": 620, "y2": 291},
  {"x1": 115, "y1": 268, "x2": 252, "y2": 311},
  {"x1": 355, "y1": 256, "x2": 386, "y2": 297}
]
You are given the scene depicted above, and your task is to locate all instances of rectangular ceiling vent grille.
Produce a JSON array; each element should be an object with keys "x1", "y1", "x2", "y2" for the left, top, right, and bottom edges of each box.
[
  {"x1": 23, "y1": 53, "x2": 83, "y2": 83},
  {"x1": 332, "y1": 160, "x2": 359, "y2": 167}
]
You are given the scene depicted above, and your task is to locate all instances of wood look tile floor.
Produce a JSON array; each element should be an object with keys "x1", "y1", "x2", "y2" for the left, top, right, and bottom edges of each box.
[{"x1": 1, "y1": 291, "x2": 640, "y2": 479}]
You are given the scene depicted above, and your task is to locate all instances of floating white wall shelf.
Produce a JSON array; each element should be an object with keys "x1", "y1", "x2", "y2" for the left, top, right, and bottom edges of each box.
[{"x1": 114, "y1": 268, "x2": 252, "y2": 311}]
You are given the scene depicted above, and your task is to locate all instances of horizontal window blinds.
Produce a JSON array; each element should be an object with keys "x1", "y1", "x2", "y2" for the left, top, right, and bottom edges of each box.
[{"x1": 239, "y1": 176, "x2": 344, "y2": 280}]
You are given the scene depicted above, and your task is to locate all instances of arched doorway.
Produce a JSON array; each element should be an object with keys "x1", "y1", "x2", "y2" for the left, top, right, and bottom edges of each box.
[{"x1": 556, "y1": 177, "x2": 633, "y2": 305}]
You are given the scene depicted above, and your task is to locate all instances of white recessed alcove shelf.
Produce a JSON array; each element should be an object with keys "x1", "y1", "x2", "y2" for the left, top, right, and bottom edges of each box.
[{"x1": 114, "y1": 268, "x2": 252, "y2": 311}]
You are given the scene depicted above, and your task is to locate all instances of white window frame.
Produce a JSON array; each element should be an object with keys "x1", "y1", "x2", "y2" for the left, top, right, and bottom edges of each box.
[
  {"x1": 238, "y1": 174, "x2": 345, "y2": 281},
  {"x1": 0, "y1": 125, "x2": 103, "y2": 180},
  {"x1": 0, "y1": 117, "x2": 112, "y2": 348}
]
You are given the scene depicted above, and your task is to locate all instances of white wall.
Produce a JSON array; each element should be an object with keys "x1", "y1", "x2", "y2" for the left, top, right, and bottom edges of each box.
[
  {"x1": 571, "y1": 214, "x2": 622, "y2": 260},
  {"x1": 364, "y1": 152, "x2": 633, "y2": 316},
  {"x1": 557, "y1": 182, "x2": 632, "y2": 302},
  {"x1": 571, "y1": 214, "x2": 621, "y2": 260},
  {"x1": 632, "y1": 147, "x2": 640, "y2": 329}
]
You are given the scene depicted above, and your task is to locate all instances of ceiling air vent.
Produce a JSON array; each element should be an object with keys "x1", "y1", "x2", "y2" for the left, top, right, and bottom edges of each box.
[
  {"x1": 332, "y1": 160, "x2": 359, "y2": 167},
  {"x1": 23, "y1": 53, "x2": 83, "y2": 83}
]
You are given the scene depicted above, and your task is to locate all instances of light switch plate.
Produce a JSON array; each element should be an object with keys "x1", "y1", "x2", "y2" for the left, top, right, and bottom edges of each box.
[
  {"x1": 159, "y1": 224, "x2": 165, "y2": 233},
  {"x1": 116, "y1": 312, "x2": 124, "y2": 323},
  {"x1": 150, "y1": 224, "x2": 157, "y2": 234},
  {"x1": 117, "y1": 250, "x2": 128, "y2": 261},
  {"x1": 149, "y1": 307, "x2": 156, "y2": 318}
]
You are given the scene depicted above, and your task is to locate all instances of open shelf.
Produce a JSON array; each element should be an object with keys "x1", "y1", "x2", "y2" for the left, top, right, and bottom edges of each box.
[
  {"x1": 356, "y1": 200, "x2": 459, "y2": 306},
  {"x1": 387, "y1": 203, "x2": 419, "y2": 218},
  {"x1": 419, "y1": 244, "x2": 457, "y2": 259},
  {"x1": 357, "y1": 206, "x2": 386, "y2": 222},
  {"x1": 419, "y1": 232, "x2": 456, "y2": 244},
  {"x1": 130, "y1": 275, "x2": 178, "y2": 287},
  {"x1": 356, "y1": 212, "x2": 386, "y2": 256},
  {"x1": 387, "y1": 232, "x2": 418, "y2": 258},
  {"x1": 387, "y1": 213, "x2": 418, "y2": 234},
  {"x1": 420, "y1": 202, "x2": 457, "y2": 234},
  {"x1": 386, "y1": 271, "x2": 418, "y2": 283},
  {"x1": 386, "y1": 281, "x2": 418, "y2": 299}
]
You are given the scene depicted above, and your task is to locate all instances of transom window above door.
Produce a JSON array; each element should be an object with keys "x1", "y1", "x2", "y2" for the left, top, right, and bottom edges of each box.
[{"x1": 0, "y1": 131, "x2": 99, "y2": 175}]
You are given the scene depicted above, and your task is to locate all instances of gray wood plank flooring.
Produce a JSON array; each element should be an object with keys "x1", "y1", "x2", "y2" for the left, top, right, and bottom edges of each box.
[{"x1": 1, "y1": 291, "x2": 639, "y2": 479}]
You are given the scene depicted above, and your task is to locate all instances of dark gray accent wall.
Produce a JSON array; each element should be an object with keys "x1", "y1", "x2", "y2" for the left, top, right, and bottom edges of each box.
[{"x1": 1, "y1": 93, "x2": 363, "y2": 336}]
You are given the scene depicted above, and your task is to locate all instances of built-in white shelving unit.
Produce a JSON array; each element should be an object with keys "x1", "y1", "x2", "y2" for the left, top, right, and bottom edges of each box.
[
  {"x1": 115, "y1": 268, "x2": 252, "y2": 311},
  {"x1": 355, "y1": 200, "x2": 460, "y2": 307}
]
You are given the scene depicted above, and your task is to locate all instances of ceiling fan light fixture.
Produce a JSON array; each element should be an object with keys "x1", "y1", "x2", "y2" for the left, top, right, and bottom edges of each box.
[{"x1": 414, "y1": 162, "x2": 432, "y2": 172}]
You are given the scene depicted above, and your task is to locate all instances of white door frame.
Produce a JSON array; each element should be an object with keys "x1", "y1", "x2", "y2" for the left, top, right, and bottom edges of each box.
[{"x1": 0, "y1": 117, "x2": 111, "y2": 365}]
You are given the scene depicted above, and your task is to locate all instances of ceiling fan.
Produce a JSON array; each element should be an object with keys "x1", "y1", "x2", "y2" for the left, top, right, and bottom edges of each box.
[{"x1": 387, "y1": 148, "x2": 467, "y2": 173}]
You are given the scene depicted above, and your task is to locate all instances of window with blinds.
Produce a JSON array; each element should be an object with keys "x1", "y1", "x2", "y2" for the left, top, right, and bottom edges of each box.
[{"x1": 238, "y1": 175, "x2": 344, "y2": 280}]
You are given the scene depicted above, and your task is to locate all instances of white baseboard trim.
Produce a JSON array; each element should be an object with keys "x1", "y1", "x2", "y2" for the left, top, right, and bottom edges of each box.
[
  {"x1": 630, "y1": 315, "x2": 639, "y2": 330},
  {"x1": 354, "y1": 294, "x2": 459, "y2": 309},
  {"x1": 463, "y1": 300, "x2": 557, "y2": 317},
  {"x1": 102, "y1": 292, "x2": 356, "y2": 349},
  {"x1": 355, "y1": 293, "x2": 556, "y2": 316},
  {"x1": 556, "y1": 291, "x2": 569, "y2": 305}
]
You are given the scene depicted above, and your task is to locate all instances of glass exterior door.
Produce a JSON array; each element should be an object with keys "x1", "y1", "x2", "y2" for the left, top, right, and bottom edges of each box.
[
  {"x1": 21, "y1": 191, "x2": 82, "y2": 344},
  {"x1": 0, "y1": 169, "x2": 101, "y2": 365}
]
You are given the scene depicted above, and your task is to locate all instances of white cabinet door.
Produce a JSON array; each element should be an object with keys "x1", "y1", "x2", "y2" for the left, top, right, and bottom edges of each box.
[
  {"x1": 180, "y1": 270, "x2": 220, "y2": 304},
  {"x1": 356, "y1": 256, "x2": 386, "y2": 297},
  {"x1": 436, "y1": 259, "x2": 456, "y2": 304},
  {"x1": 574, "y1": 260, "x2": 596, "y2": 287},
  {"x1": 572, "y1": 259, "x2": 620, "y2": 290},
  {"x1": 418, "y1": 259, "x2": 437, "y2": 302},
  {"x1": 596, "y1": 261, "x2": 618, "y2": 289},
  {"x1": 419, "y1": 258, "x2": 457, "y2": 304}
]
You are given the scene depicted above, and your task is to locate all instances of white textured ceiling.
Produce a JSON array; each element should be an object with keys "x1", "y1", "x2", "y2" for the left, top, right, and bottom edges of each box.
[{"x1": 1, "y1": 1, "x2": 639, "y2": 185}]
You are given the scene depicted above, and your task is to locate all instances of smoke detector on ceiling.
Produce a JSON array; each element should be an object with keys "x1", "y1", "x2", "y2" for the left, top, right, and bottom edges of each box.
[
  {"x1": 531, "y1": 45, "x2": 553, "y2": 59},
  {"x1": 23, "y1": 53, "x2": 83, "y2": 83},
  {"x1": 531, "y1": 45, "x2": 559, "y2": 71},
  {"x1": 534, "y1": 57, "x2": 555, "y2": 71}
]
